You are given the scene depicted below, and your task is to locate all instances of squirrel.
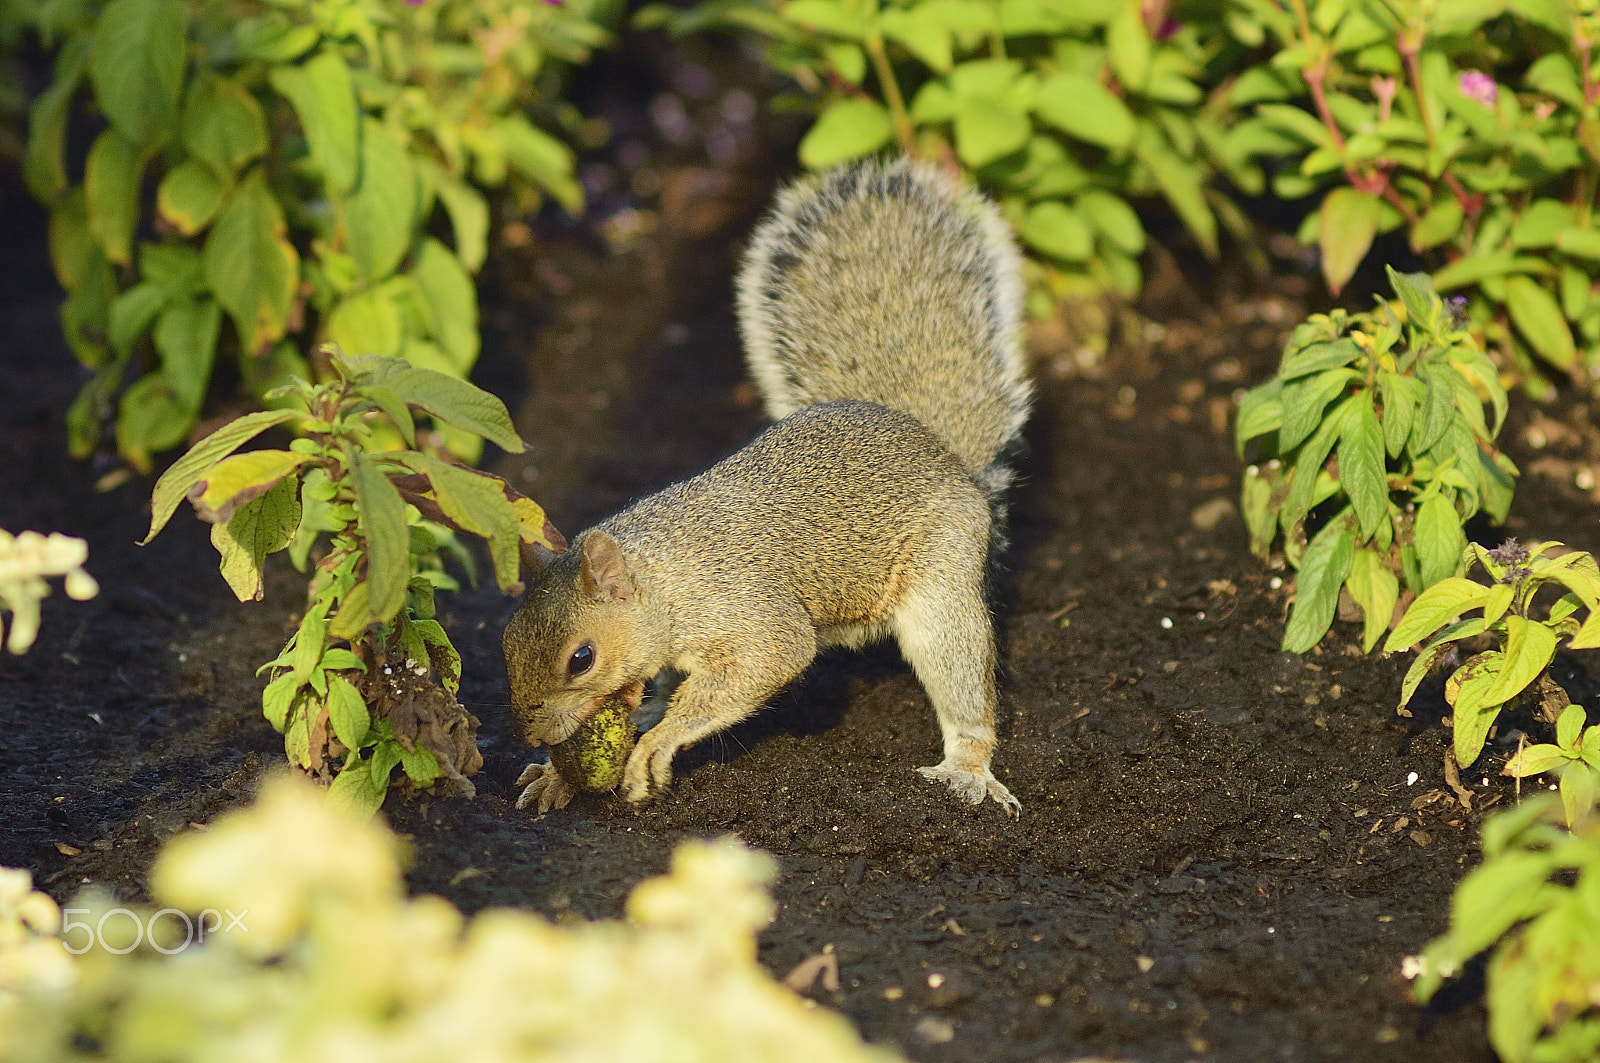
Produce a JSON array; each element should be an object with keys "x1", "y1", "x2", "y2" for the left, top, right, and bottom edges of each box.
[{"x1": 503, "y1": 155, "x2": 1033, "y2": 817}]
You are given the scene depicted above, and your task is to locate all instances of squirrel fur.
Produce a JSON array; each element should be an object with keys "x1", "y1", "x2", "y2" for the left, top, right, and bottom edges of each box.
[{"x1": 503, "y1": 156, "x2": 1032, "y2": 816}]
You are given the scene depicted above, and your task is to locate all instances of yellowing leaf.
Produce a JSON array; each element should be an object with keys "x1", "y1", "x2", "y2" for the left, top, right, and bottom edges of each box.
[
  {"x1": 143, "y1": 409, "x2": 302, "y2": 543},
  {"x1": 189, "y1": 450, "x2": 312, "y2": 523},
  {"x1": 204, "y1": 170, "x2": 300, "y2": 354},
  {"x1": 211, "y1": 475, "x2": 301, "y2": 601},
  {"x1": 1319, "y1": 187, "x2": 1379, "y2": 296}
]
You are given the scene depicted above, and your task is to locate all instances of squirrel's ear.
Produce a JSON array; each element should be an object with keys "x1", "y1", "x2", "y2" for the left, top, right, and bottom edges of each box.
[{"x1": 579, "y1": 532, "x2": 636, "y2": 602}]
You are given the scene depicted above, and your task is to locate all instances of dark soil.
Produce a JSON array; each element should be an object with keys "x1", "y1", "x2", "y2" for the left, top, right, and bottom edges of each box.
[{"x1": 6, "y1": 39, "x2": 1600, "y2": 1063}]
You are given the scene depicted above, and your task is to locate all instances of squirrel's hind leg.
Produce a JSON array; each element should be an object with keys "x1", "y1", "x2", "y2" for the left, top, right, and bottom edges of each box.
[{"x1": 891, "y1": 544, "x2": 1021, "y2": 818}]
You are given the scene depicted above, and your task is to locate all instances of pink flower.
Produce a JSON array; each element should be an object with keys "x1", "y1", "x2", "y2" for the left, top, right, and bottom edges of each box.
[{"x1": 1458, "y1": 70, "x2": 1497, "y2": 108}]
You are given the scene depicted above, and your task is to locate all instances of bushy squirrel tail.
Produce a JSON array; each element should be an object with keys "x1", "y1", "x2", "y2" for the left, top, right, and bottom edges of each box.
[{"x1": 735, "y1": 155, "x2": 1032, "y2": 501}]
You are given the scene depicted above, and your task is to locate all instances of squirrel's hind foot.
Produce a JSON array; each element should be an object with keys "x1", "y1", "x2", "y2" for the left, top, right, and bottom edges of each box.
[
  {"x1": 515, "y1": 761, "x2": 577, "y2": 814},
  {"x1": 917, "y1": 762, "x2": 1021, "y2": 818}
]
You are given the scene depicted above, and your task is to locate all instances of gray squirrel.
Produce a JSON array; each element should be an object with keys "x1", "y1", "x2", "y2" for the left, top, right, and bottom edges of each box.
[{"x1": 503, "y1": 155, "x2": 1033, "y2": 816}]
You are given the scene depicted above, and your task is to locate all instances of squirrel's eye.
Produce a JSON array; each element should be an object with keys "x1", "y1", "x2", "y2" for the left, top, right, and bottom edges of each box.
[{"x1": 567, "y1": 642, "x2": 595, "y2": 677}]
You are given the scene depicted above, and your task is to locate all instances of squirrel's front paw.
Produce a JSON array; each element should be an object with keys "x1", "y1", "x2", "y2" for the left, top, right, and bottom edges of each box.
[
  {"x1": 621, "y1": 730, "x2": 676, "y2": 803},
  {"x1": 515, "y1": 762, "x2": 577, "y2": 814},
  {"x1": 917, "y1": 761, "x2": 1021, "y2": 818}
]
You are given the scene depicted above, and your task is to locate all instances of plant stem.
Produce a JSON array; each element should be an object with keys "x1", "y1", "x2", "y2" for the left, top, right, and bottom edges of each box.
[
  {"x1": 866, "y1": 33, "x2": 915, "y2": 153},
  {"x1": 1399, "y1": 29, "x2": 1436, "y2": 153}
]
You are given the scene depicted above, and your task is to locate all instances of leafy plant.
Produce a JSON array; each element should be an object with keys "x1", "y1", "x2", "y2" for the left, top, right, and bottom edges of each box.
[
  {"x1": 1386, "y1": 539, "x2": 1600, "y2": 770},
  {"x1": 0, "y1": 775, "x2": 904, "y2": 1063},
  {"x1": 27, "y1": 0, "x2": 613, "y2": 473},
  {"x1": 1405, "y1": 794, "x2": 1600, "y2": 1063},
  {"x1": 0, "y1": 529, "x2": 97, "y2": 655},
  {"x1": 139, "y1": 344, "x2": 565, "y2": 817},
  {"x1": 1505, "y1": 703, "x2": 1600, "y2": 827},
  {"x1": 1237, "y1": 267, "x2": 1516, "y2": 653},
  {"x1": 1223, "y1": 0, "x2": 1600, "y2": 393},
  {"x1": 637, "y1": 0, "x2": 1255, "y2": 307}
]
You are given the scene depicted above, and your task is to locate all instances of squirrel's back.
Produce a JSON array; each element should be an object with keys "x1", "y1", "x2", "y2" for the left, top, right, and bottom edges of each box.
[{"x1": 735, "y1": 156, "x2": 1031, "y2": 500}]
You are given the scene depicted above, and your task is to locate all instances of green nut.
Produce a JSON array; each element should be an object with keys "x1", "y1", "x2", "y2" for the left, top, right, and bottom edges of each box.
[{"x1": 548, "y1": 693, "x2": 637, "y2": 793}]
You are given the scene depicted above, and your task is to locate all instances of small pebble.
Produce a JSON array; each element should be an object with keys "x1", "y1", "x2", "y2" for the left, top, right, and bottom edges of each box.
[{"x1": 1160, "y1": 617, "x2": 1173, "y2": 629}]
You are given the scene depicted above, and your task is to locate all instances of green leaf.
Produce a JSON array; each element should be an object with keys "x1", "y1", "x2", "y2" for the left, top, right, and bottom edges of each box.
[
  {"x1": 1475, "y1": 615, "x2": 1558, "y2": 715},
  {"x1": 1502, "y1": 742, "x2": 1569, "y2": 777},
  {"x1": 1338, "y1": 391, "x2": 1387, "y2": 540},
  {"x1": 156, "y1": 161, "x2": 226, "y2": 236},
  {"x1": 1505, "y1": 275, "x2": 1576, "y2": 368},
  {"x1": 90, "y1": 0, "x2": 186, "y2": 147},
  {"x1": 955, "y1": 96, "x2": 1030, "y2": 167},
  {"x1": 1134, "y1": 125, "x2": 1216, "y2": 257},
  {"x1": 269, "y1": 49, "x2": 359, "y2": 194},
  {"x1": 784, "y1": 0, "x2": 867, "y2": 36},
  {"x1": 351, "y1": 451, "x2": 410, "y2": 625},
  {"x1": 799, "y1": 97, "x2": 895, "y2": 169},
  {"x1": 204, "y1": 170, "x2": 300, "y2": 354},
  {"x1": 411, "y1": 238, "x2": 479, "y2": 372},
  {"x1": 880, "y1": 10, "x2": 952, "y2": 71},
  {"x1": 190, "y1": 449, "x2": 312, "y2": 523},
  {"x1": 344, "y1": 119, "x2": 418, "y2": 282},
  {"x1": 182, "y1": 73, "x2": 269, "y2": 179},
  {"x1": 1510, "y1": 198, "x2": 1573, "y2": 249},
  {"x1": 1431, "y1": 252, "x2": 1550, "y2": 292},
  {"x1": 1234, "y1": 380, "x2": 1283, "y2": 452},
  {"x1": 1345, "y1": 547, "x2": 1399, "y2": 652},
  {"x1": 1410, "y1": 197, "x2": 1463, "y2": 252},
  {"x1": 152, "y1": 297, "x2": 222, "y2": 412},
  {"x1": 1074, "y1": 190, "x2": 1143, "y2": 255},
  {"x1": 108, "y1": 282, "x2": 170, "y2": 360},
  {"x1": 1319, "y1": 187, "x2": 1379, "y2": 296},
  {"x1": 262, "y1": 671, "x2": 299, "y2": 730},
  {"x1": 1445, "y1": 848, "x2": 1556, "y2": 958},
  {"x1": 1022, "y1": 200, "x2": 1091, "y2": 262},
  {"x1": 398, "y1": 742, "x2": 442, "y2": 786},
  {"x1": 1281, "y1": 397, "x2": 1350, "y2": 534},
  {"x1": 116, "y1": 373, "x2": 192, "y2": 473},
  {"x1": 1414, "y1": 493, "x2": 1463, "y2": 589},
  {"x1": 326, "y1": 288, "x2": 403, "y2": 359},
  {"x1": 211, "y1": 474, "x2": 301, "y2": 601},
  {"x1": 1279, "y1": 367, "x2": 1357, "y2": 452},
  {"x1": 380, "y1": 367, "x2": 527, "y2": 454},
  {"x1": 411, "y1": 618, "x2": 462, "y2": 694},
  {"x1": 1283, "y1": 515, "x2": 1356, "y2": 653},
  {"x1": 326, "y1": 673, "x2": 370, "y2": 750},
  {"x1": 1032, "y1": 73, "x2": 1135, "y2": 149},
  {"x1": 1105, "y1": 0, "x2": 1149, "y2": 90},
  {"x1": 369, "y1": 738, "x2": 402, "y2": 792},
  {"x1": 499, "y1": 113, "x2": 582, "y2": 213},
  {"x1": 1378, "y1": 372, "x2": 1419, "y2": 459},
  {"x1": 1556, "y1": 702, "x2": 1585, "y2": 749},
  {"x1": 1452, "y1": 653, "x2": 1507, "y2": 766},
  {"x1": 1386, "y1": 576, "x2": 1489, "y2": 650},
  {"x1": 1553, "y1": 227, "x2": 1600, "y2": 261},
  {"x1": 326, "y1": 757, "x2": 385, "y2": 820},
  {"x1": 84, "y1": 129, "x2": 142, "y2": 267},
  {"x1": 1241, "y1": 464, "x2": 1277, "y2": 557},
  {"x1": 25, "y1": 36, "x2": 92, "y2": 201},
  {"x1": 422, "y1": 162, "x2": 489, "y2": 272},
  {"x1": 143, "y1": 409, "x2": 302, "y2": 542},
  {"x1": 1560, "y1": 764, "x2": 1597, "y2": 825},
  {"x1": 1280, "y1": 339, "x2": 1361, "y2": 381},
  {"x1": 1409, "y1": 366, "x2": 1455, "y2": 457},
  {"x1": 400, "y1": 453, "x2": 521, "y2": 592},
  {"x1": 1481, "y1": 582, "x2": 1514, "y2": 627}
]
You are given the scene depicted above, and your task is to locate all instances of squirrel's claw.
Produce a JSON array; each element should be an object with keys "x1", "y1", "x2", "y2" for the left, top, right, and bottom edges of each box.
[
  {"x1": 917, "y1": 762, "x2": 1022, "y2": 818},
  {"x1": 515, "y1": 762, "x2": 576, "y2": 814},
  {"x1": 621, "y1": 729, "x2": 677, "y2": 803}
]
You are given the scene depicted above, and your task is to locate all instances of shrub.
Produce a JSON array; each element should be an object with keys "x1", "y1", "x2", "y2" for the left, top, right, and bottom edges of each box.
[
  {"x1": 1224, "y1": 0, "x2": 1600, "y2": 393},
  {"x1": 1236, "y1": 267, "x2": 1515, "y2": 653},
  {"x1": 139, "y1": 345, "x2": 565, "y2": 816},
  {"x1": 1406, "y1": 794, "x2": 1600, "y2": 1063},
  {"x1": 26, "y1": 0, "x2": 614, "y2": 472},
  {"x1": 1386, "y1": 539, "x2": 1600, "y2": 772},
  {"x1": 637, "y1": 0, "x2": 1254, "y2": 309},
  {"x1": 0, "y1": 775, "x2": 904, "y2": 1063}
]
